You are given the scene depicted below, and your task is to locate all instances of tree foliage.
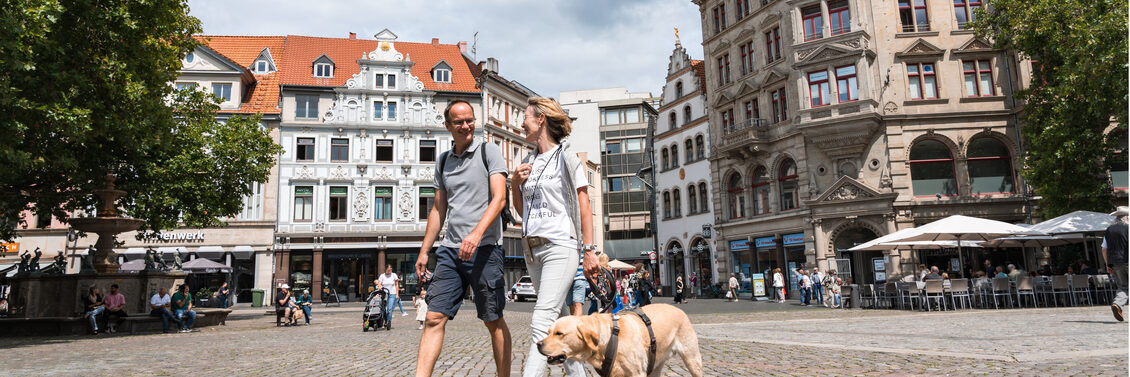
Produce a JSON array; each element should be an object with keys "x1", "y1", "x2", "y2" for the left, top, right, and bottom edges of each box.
[
  {"x1": 972, "y1": 0, "x2": 1128, "y2": 217},
  {"x1": 0, "y1": 0, "x2": 281, "y2": 241}
]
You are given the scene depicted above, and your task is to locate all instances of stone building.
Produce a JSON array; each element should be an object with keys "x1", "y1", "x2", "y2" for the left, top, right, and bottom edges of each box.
[
  {"x1": 693, "y1": 0, "x2": 1040, "y2": 296},
  {"x1": 653, "y1": 40, "x2": 718, "y2": 293}
]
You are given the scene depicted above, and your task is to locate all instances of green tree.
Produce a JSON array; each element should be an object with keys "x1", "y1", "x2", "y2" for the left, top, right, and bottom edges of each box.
[
  {"x1": 972, "y1": 0, "x2": 1128, "y2": 217},
  {"x1": 0, "y1": 0, "x2": 281, "y2": 241}
]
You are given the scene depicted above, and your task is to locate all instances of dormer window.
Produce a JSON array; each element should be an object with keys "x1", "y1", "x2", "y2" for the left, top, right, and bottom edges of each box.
[
  {"x1": 251, "y1": 48, "x2": 277, "y2": 74},
  {"x1": 431, "y1": 61, "x2": 453, "y2": 84},
  {"x1": 254, "y1": 60, "x2": 270, "y2": 73},
  {"x1": 314, "y1": 63, "x2": 333, "y2": 78},
  {"x1": 433, "y1": 69, "x2": 451, "y2": 83}
]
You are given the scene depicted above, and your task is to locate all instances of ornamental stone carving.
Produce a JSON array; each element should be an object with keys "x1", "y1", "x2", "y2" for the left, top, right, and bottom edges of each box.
[
  {"x1": 330, "y1": 165, "x2": 349, "y2": 180},
  {"x1": 375, "y1": 166, "x2": 396, "y2": 181},
  {"x1": 294, "y1": 165, "x2": 314, "y2": 180},
  {"x1": 354, "y1": 187, "x2": 369, "y2": 220},
  {"x1": 826, "y1": 184, "x2": 871, "y2": 201},
  {"x1": 416, "y1": 166, "x2": 434, "y2": 181},
  {"x1": 399, "y1": 190, "x2": 414, "y2": 220}
]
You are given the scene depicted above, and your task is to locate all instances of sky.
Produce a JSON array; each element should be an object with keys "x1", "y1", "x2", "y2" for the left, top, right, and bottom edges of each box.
[{"x1": 186, "y1": 0, "x2": 704, "y2": 98}]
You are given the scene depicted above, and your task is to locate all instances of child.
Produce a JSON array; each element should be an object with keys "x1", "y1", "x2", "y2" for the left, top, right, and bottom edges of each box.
[{"x1": 413, "y1": 289, "x2": 428, "y2": 330}]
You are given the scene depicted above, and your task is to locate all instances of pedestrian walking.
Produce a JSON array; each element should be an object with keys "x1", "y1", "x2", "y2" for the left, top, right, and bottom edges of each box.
[
  {"x1": 797, "y1": 269, "x2": 811, "y2": 306},
  {"x1": 689, "y1": 272, "x2": 698, "y2": 299},
  {"x1": 674, "y1": 275, "x2": 685, "y2": 304},
  {"x1": 414, "y1": 100, "x2": 512, "y2": 377},
  {"x1": 811, "y1": 267, "x2": 825, "y2": 306},
  {"x1": 512, "y1": 97, "x2": 598, "y2": 377},
  {"x1": 1104, "y1": 206, "x2": 1128, "y2": 322},
  {"x1": 772, "y1": 268, "x2": 785, "y2": 303},
  {"x1": 727, "y1": 273, "x2": 738, "y2": 302}
]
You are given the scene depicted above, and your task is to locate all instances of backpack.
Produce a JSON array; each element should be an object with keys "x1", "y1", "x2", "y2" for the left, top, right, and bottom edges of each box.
[{"x1": 437, "y1": 146, "x2": 517, "y2": 230}]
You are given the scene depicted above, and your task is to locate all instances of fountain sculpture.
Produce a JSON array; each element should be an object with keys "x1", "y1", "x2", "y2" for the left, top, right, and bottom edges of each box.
[{"x1": 68, "y1": 174, "x2": 146, "y2": 273}]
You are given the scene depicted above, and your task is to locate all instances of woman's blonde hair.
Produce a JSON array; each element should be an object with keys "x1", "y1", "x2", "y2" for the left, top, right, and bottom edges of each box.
[{"x1": 527, "y1": 97, "x2": 572, "y2": 142}]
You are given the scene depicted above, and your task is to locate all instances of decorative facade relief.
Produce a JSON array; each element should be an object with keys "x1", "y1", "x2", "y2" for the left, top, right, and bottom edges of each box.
[
  {"x1": 330, "y1": 165, "x2": 349, "y2": 180},
  {"x1": 294, "y1": 165, "x2": 314, "y2": 180},
  {"x1": 353, "y1": 187, "x2": 369, "y2": 220},
  {"x1": 375, "y1": 166, "x2": 396, "y2": 181},
  {"x1": 398, "y1": 189, "x2": 414, "y2": 220},
  {"x1": 416, "y1": 166, "x2": 434, "y2": 182}
]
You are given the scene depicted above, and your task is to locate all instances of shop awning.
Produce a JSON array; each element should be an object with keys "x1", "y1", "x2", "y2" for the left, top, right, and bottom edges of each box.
[
  {"x1": 195, "y1": 246, "x2": 225, "y2": 260},
  {"x1": 232, "y1": 245, "x2": 255, "y2": 260}
]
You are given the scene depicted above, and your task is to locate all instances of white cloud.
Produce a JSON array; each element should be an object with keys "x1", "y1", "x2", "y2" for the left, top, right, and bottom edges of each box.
[{"x1": 186, "y1": 0, "x2": 704, "y2": 98}]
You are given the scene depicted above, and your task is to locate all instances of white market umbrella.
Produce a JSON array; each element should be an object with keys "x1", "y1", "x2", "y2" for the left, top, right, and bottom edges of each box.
[
  {"x1": 607, "y1": 260, "x2": 636, "y2": 271},
  {"x1": 118, "y1": 259, "x2": 145, "y2": 272},
  {"x1": 893, "y1": 215, "x2": 1042, "y2": 277},
  {"x1": 1026, "y1": 210, "x2": 1113, "y2": 265},
  {"x1": 848, "y1": 227, "x2": 925, "y2": 251},
  {"x1": 980, "y1": 234, "x2": 1085, "y2": 248},
  {"x1": 879, "y1": 240, "x2": 985, "y2": 249},
  {"x1": 180, "y1": 258, "x2": 232, "y2": 274}
]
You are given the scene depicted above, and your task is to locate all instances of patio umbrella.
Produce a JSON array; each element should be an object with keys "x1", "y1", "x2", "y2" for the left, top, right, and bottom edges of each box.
[
  {"x1": 879, "y1": 240, "x2": 985, "y2": 249},
  {"x1": 980, "y1": 234, "x2": 1085, "y2": 248},
  {"x1": 180, "y1": 258, "x2": 232, "y2": 274},
  {"x1": 847, "y1": 227, "x2": 925, "y2": 251},
  {"x1": 607, "y1": 259, "x2": 636, "y2": 271},
  {"x1": 889, "y1": 215, "x2": 1041, "y2": 278},
  {"x1": 1026, "y1": 210, "x2": 1113, "y2": 265}
]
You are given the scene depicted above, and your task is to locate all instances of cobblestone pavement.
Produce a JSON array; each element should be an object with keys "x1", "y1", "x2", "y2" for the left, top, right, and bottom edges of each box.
[{"x1": 2, "y1": 298, "x2": 1126, "y2": 376}]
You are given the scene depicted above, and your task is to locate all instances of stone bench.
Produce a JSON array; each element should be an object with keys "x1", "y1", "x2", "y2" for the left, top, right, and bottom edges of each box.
[{"x1": 0, "y1": 308, "x2": 231, "y2": 336}]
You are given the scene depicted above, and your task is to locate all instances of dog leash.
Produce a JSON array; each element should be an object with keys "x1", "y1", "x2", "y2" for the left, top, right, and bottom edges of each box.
[{"x1": 599, "y1": 308, "x2": 657, "y2": 377}]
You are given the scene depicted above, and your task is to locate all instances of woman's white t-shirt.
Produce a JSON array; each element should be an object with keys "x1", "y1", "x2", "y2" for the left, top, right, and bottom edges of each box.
[
  {"x1": 521, "y1": 144, "x2": 588, "y2": 248},
  {"x1": 773, "y1": 273, "x2": 784, "y2": 287}
]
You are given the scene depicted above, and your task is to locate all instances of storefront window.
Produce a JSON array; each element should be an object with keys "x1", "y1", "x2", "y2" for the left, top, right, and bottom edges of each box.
[
  {"x1": 290, "y1": 253, "x2": 313, "y2": 293},
  {"x1": 967, "y1": 137, "x2": 1014, "y2": 194},
  {"x1": 909, "y1": 139, "x2": 958, "y2": 196}
]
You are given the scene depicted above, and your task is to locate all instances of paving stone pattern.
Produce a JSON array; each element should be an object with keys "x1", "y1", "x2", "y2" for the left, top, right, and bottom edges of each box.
[{"x1": 2, "y1": 299, "x2": 1126, "y2": 376}]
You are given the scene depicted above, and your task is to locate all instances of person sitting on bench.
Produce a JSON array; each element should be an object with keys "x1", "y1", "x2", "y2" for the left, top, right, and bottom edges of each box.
[
  {"x1": 149, "y1": 287, "x2": 179, "y2": 334},
  {"x1": 276, "y1": 284, "x2": 296, "y2": 326},
  {"x1": 171, "y1": 284, "x2": 197, "y2": 333},
  {"x1": 104, "y1": 284, "x2": 128, "y2": 333}
]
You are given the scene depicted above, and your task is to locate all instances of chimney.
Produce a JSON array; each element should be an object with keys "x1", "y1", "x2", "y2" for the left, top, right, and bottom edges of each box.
[
  {"x1": 348, "y1": 32, "x2": 357, "y2": 40},
  {"x1": 457, "y1": 41, "x2": 468, "y2": 54},
  {"x1": 486, "y1": 57, "x2": 499, "y2": 74},
  {"x1": 431, "y1": 38, "x2": 439, "y2": 45}
]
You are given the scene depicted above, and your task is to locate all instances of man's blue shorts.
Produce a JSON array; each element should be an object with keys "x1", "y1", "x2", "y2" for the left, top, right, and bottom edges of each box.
[{"x1": 425, "y1": 244, "x2": 506, "y2": 322}]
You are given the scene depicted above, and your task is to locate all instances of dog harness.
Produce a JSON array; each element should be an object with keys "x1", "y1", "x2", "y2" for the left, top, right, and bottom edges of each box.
[{"x1": 599, "y1": 308, "x2": 657, "y2": 377}]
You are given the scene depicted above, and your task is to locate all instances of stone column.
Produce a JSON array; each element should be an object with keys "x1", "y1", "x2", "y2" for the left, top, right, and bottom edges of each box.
[
  {"x1": 312, "y1": 248, "x2": 324, "y2": 302},
  {"x1": 276, "y1": 250, "x2": 290, "y2": 288},
  {"x1": 812, "y1": 218, "x2": 827, "y2": 271}
]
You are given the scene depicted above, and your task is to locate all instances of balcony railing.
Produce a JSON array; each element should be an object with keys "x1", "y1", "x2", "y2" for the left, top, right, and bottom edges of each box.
[{"x1": 724, "y1": 118, "x2": 770, "y2": 136}]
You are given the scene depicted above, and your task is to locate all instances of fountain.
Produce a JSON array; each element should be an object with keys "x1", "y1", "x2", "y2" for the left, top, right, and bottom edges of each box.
[
  {"x1": 68, "y1": 174, "x2": 146, "y2": 273},
  {"x1": 0, "y1": 174, "x2": 202, "y2": 335}
]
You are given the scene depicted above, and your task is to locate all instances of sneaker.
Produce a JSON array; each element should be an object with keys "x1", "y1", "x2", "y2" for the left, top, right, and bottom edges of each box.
[
  {"x1": 402, "y1": 313, "x2": 408, "y2": 316},
  {"x1": 1113, "y1": 304, "x2": 1124, "y2": 322},
  {"x1": 417, "y1": 325, "x2": 424, "y2": 330}
]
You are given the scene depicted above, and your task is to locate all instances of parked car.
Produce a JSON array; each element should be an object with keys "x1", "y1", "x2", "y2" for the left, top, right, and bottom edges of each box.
[{"x1": 510, "y1": 276, "x2": 537, "y2": 302}]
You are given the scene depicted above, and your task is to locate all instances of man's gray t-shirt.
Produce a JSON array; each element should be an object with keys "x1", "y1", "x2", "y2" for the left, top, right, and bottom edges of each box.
[{"x1": 434, "y1": 139, "x2": 507, "y2": 248}]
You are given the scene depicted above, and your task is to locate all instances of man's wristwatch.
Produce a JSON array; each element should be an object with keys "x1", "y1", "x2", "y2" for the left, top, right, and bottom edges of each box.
[{"x1": 582, "y1": 244, "x2": 598, "y2": 252}]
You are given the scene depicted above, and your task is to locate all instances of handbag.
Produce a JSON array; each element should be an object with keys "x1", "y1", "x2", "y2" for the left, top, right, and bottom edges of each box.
[{"x1": 725, "y1": 290, "x2": 733, "y2": 299}]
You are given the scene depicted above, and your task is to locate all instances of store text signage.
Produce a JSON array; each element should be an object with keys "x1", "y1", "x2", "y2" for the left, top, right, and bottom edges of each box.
[
  {"x1": 754, "y1": 237, "x2": 776, "y2": 248},
  {"x1": 1, "y1": 243, "x2": 18, "y2": 255},
  {"x1": 140, "y1": 231, "x2": 205, "y2": 243},
  {"x1": 729, "y1": 239, "x2": 750, "y2": 251},
  {"x1": 782, "y1": 233, "x2": 805, "y2": 246}
]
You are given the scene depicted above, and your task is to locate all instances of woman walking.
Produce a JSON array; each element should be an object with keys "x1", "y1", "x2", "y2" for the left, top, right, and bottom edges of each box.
[
  {"x1": 674, "y1": 275, "x2": 685, "y2": 304},
  {"x1": 511, "y1": 97, "x2": 598, "y2": 377},
  {"x1": 772, "y1": 268, "x2": 785, "y2": 303}
]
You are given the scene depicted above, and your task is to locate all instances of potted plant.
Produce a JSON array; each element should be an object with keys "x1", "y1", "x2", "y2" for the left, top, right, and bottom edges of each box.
[{"x1": 195, "y1": 287, "x2": 213, "y2": 308}]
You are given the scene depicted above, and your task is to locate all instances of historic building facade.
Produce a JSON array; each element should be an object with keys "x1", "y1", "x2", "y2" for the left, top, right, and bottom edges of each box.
[
  {"x1": 694, "y1": 0, "x2": 1035, "y2": 296},
  {"x1": 562, "y1": 89, "x2": 659, "y2": 264},
  {"x1": 653, "y1": 40, "x2": 718, "y2": 292}
]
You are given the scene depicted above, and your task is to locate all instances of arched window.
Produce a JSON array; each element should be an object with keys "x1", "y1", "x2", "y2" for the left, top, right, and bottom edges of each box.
[
  {"x1": 675, "y1": 81, "x2": 684, "y2": 98},
  {"x1": 695, "y1": 135, "x2": 705, "y2": 160},
  {"x1": 663, "y1": 191, "x2": 672, "y2": 219},
  {"x1": 671, "y1": 145, "x2": 680, "y2": 168},
  {"x1": 668, "y1": 112, "x2": 677, "y2": 130},
  {"x1": 698, "y1": 182, "x2": 709, "y2": 212},
  {"x1": 673, "y1": 188, "x2": 682, "y2": 217},
  {"x1": 683, "y1": 106, "x2": 692, "y2": 124},
  {"x1": 661, "y1": 148, "x2": 670, "y2": 170},
  {"x1": 967, "y1": 137, "x2": 1014, "y2": 194},
  {"x1": 752, "y1": 166, "x2": 771, "y2": 215},
  {"x1": 685, "y1": 139, "x2": 694, "y2": 163},
  {"x1": 778, "y1": 159, "x2": 799, "y2": 210},
  {"x1": 688, "y1": 184, "x2": 698, "y2": 213},
  {"x1": 727, "y1": 174, "x2": 746, "y2": 219},
  {"x1": 909, "y1": 140, "x2": 958, "y2": 196}
]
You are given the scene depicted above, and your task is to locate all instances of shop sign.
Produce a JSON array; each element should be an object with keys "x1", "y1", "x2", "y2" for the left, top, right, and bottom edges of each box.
[
  {"x1": 729, "y1": 239, "x2": 750, "y2": 251},
  {"x1": 782, "y1": 233, "x2": 805, "y2": 246},
  {"x1": 141, "y1": 231, "x2": 206, "y2": 243},
  {"x1": 752, "y1": 273, "x2": 766, "y2": 296},
  {"x1": 1, "y1": 243, "x2": 17, "y2": 255},
  {"x1": 754, "y1": 236, "x2": 776, "y2": 248},
  {"x1": 295, "y1": 186, "x2": 314, "y2": 195}
]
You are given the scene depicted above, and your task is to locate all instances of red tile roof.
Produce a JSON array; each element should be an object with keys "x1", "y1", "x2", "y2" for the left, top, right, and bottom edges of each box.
[
  {"x1": 690, "y1": 59, "x2": 706, "y2": 84},
  {"x1": 193, "y1": 35, "x2": 286, "y2": 115},
  {"x1": 278, "y1": 35, "x2": 479, "y2": 93}
]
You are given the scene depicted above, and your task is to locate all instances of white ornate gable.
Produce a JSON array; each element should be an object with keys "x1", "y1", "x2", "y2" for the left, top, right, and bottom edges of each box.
[{"x1": 814, "y1": 176, "x2": 885, "y2": 202}]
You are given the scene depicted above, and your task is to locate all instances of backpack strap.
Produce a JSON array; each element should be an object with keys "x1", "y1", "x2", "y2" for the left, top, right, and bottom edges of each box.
[{"x1": 436, "y1": 150, "x2": 450, "y2": 189}]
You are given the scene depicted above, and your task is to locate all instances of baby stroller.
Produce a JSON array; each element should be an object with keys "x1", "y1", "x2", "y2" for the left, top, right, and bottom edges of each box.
[{"x1": 363, "y1": 288, "x2": 392, "y2": 331}]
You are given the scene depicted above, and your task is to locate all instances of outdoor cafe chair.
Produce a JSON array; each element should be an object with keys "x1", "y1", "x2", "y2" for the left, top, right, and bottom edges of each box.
[
  {"x1": 924, "y1": 279, "x2": 946, "y2": 311},
  {"x1": 1014, "y1": 276, "x2": 1038, "y2": 308},
  {"x1": 1050, "y1": 275, "x2": 1073, "y2": 307},
  {"x1": 1067, "y1": 275, "x2": 1093, "y2": 306},
  {"x1": 972, "y1": 278, "x2": 992, "y2": 309},
  {"x1": 900, "y1": 282, "x2": 923, "y2": 311},
  {"x1": 1094, "y1": 274, "x2": 1114, "y2": 304},
  {"x1": 991, "y1": 277, "x2": 1014, "y2": 309},
  {"x1": 840, "y1": 285, "x2": 854, "y2": 309},
  {"x1": 880, "y1": 282, "x2": 898, "y2": 309},
  {"x1": 947, "y1": 278, "x2": 973, "y2": 310},
  {"x1": 857, "y1": 284, "x2": 873, "y2": 309}
]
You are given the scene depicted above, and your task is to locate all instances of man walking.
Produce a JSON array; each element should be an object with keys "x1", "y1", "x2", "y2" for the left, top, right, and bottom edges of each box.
[
  {"x1": 1104, "y1": 206, "x2": 1128, "y2": 322},
  {"x1": 414, "y1": 100, "x2": 511, "y2": 377},
  {"x1": 728, "y1": 273, "x2": 739, "y2": 302}
]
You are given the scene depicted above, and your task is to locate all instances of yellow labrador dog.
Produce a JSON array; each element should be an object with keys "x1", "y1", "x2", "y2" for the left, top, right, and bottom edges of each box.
[{"x1": 537, "y1": 303, "x2": 703, "y2": 377}]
